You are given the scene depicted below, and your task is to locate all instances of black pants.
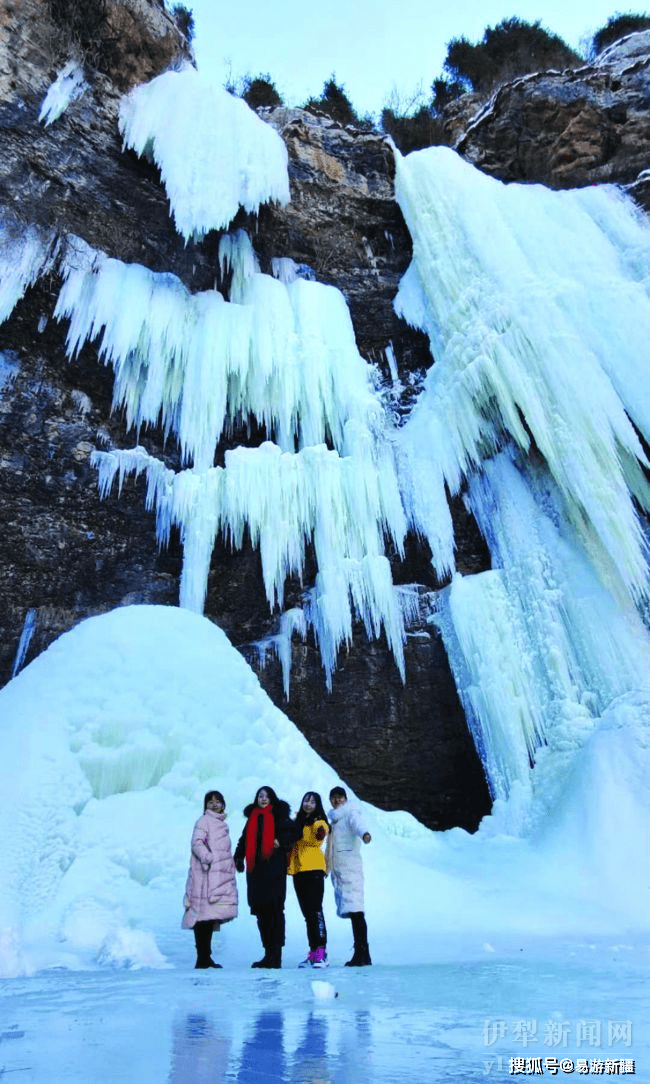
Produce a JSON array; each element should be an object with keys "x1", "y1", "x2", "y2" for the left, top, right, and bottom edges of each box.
[
  {"x1": 350, "y1": 911, "x2": 368, "y2": 948},
  {"x1": 193, "y1": 920, "x2": 214, "y2": 964},
  {"x1": 256, "y1": 904, "x2": 286, "y2": 952},
  {"x1": 293, "y1": 870, "x2": 327, "y2": 950}
]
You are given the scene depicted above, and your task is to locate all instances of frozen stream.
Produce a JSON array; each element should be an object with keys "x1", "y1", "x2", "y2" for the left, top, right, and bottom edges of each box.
[{"x1": 2, "y1": 948, "x2": 649, "y2": 1082}]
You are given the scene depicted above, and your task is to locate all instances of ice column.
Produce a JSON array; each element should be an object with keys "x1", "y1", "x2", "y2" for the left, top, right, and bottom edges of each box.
[{"x1": 436, "y1": 451, "x2": 650, "y2": 824}]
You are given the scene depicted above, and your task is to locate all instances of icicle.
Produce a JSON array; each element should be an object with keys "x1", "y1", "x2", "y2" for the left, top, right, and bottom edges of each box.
[
  {"x1": 394, "y1": 146, "x2": 650, "y2": 601},
  {"x1": 0, "y1": 221, "x2": 57, "y2": 325},
  {"x1": 384, "y1": 341, "x2": 399, "y2": 385},
  {"x1": 219, "y1": 230, "x2": 260, "y2": 301},
  {"x1": 56, "y1": 240, "x2": 386, "y2": 462},
  {"x1": 39, "y1": 61, "x2": 87, "y2": 126},
  {"x1": 60, "y1": 225, "x2": 407, "y2": 683},
  {"x1": 118, "y1": 67, "x2": 290, "y2": 240},
  {"x1": 251, "y1": 609, "x2": 308, "y2": 699},
  {"x1": 11, "y1": 609, "x2": 37, "y2": 679},
  {"x1": 92, "y1": 437, "x2": 407, "y2": 687}
]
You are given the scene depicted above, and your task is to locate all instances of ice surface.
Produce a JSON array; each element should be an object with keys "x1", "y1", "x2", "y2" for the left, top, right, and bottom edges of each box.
[
  {"x1": 394, "y1": 147, "x2": 650, "y2": 600},
  {"x1": 4, "y1": 959, "x2": 649, "y2": 1083},
  {"x1": 118, "y1": 67, "x2": 290, "y2": 240},
  {"x1": 38, "y1": 60, "x2": 87, "y2": 126}
]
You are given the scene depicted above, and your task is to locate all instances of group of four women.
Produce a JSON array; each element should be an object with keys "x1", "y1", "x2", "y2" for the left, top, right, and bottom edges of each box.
[{"x1": 182, "y1": 784, "x2": 372, "y2": 970}]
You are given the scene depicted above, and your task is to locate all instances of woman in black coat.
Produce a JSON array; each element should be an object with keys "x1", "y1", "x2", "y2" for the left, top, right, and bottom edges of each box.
[{"x1": 234, "y1": 785, "x2": 297, "y2": 968}]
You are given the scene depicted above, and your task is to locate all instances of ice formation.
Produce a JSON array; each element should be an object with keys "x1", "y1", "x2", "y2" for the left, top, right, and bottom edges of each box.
[
  {"x1": 38, "y1": 61, "x2": 87, "y2": 126},
  {"x1": 435, "y1": 453, "x2": 650, "y2": 821},
  {"x1": 0, "y1": 221, "x2": 57, "y2": 324},
  {"x1": 394, "y1": 147, "x2": 650, "y2": 600},
  {"x1": 118, "y1": 67, "x2": 290, "y2": 240},
  {"x1": 62, "y1": 229, "x2": 407, "y2": 683},
  {"x1": 11, "y1": 608, "x2": 36, "y2": 679},
  {"x1": 393, "y1": 146, "x2": 650, "y2": 826},
  {"x1": 4, "y1": 70, "x2": 650, "y2": 983}
]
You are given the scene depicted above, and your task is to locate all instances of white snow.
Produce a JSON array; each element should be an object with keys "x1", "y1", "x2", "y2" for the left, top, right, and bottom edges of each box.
[
  {"x1": 38, "y1": 60, "x2": 87, "y2": 127},
  {"x1": 118, "y1": 66, "x2": 290, "y2": 240}
]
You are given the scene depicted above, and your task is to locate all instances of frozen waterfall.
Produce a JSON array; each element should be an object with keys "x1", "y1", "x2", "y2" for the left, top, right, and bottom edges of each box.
[
  {"x1": 394, "y1": 146, "x2": 650, "y2": 822},
  {"x1": 3, "y1": 71, "x2": 650, "y2": 979}
]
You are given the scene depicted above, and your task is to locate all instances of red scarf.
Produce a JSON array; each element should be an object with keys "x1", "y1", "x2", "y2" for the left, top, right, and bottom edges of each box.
[{"x1": 245, "y1": 805, "x2": 275, "y2": 870}]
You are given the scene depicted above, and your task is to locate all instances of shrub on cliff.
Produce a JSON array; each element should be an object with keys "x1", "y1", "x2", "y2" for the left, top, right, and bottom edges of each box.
[
  {"x1": 171, "y1": 4, "x2": 194, "y2": 44},
  {"x1": 431, "y1": 77, "x2": 466, "y2": 112},
  {"x1": 48, "y1": 0, "x2": 107, "y2": 66},
  {"x1": 241, "y1": 74, "x2": 284, "y2": 109},
  {"x1": 304, "y1": 76, "x2": 373, "y2": 129},
  {"x1": 592, "y1": 12, "x2": 650, "y2": 53},
  {"x1": 381, "y1": 106, "x2": 447, "y2": 153},
  {"x1": 444, "y1": 18, "x2": 583, "y2": 94}
]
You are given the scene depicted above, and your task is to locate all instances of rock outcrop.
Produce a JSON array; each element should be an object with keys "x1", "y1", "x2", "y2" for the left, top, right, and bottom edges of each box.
[{"x1": 456, "y1": 31, "x2": 650, "y2": 208}]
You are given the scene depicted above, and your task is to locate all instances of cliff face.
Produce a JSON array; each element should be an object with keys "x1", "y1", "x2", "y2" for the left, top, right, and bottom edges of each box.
[{"x1": 1, "y1": 6, "x2": 648, "y2": 829}]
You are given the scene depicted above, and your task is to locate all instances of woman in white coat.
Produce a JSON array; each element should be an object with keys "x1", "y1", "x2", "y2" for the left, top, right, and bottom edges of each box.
[{"x1": 325, "y1": 785, "x2": 372, "y2": 966}]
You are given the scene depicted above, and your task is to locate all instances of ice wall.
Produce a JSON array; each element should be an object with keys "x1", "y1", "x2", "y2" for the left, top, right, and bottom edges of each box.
[
  {"x1": 119, "y1": 67, "x2": 290, "y2": 240},
  {"x1": 435, "y1": 453, "x2": 650, "y2": 826},
  {"x1": 393, "y1": 146, "x2": 650, "y2": 825},
  {"x1": 394, "y1": 147, "x2": 650, "y2": 600}
]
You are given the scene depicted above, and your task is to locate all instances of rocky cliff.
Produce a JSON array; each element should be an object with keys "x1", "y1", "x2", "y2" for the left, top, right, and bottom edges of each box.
[
  {"x1": 455, "y1": 30, "x2": 650, "y2": 208},
  {"x1": 0, "y1": 3, "x2": 648, "y2": 830}
]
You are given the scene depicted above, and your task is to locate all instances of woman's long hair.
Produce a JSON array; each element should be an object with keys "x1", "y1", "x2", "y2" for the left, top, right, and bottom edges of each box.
[
  {"x1": 203, "y1": 789, "x2": 226, "y2": 812},
  {"x1": 253, "y1": 785, "x2": 279, "y2": 808},
  {"x1": 294, "y1": 791, "x2": 329, "y2": 833}
]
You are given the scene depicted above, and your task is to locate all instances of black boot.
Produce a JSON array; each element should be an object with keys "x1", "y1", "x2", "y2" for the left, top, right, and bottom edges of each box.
[
  {"x1": 345, "y1": 943, "x2": 372, "y2": 967},
  {"x1": 266, "y1": 947, "x2": 282, "y2": 969},
  {"x1": 251, "y1": 954, "x2": 270, "y2": 968},
  {"x1": 194, "y1": 921, "x2": 221, "y2": 968},
  {"x1": 346, "y1": 913, "x2": 371, "y2": 966}
]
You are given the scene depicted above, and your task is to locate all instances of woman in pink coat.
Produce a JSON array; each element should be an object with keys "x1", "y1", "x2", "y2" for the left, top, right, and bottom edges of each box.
[{"x1": 182, "y1": 790, "x2": 238, "y2": 968}]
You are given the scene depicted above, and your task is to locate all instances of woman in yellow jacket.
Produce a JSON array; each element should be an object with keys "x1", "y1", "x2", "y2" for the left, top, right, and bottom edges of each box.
[{"x1": 288, "y1": 791, "x2": 330, "y2": 967}]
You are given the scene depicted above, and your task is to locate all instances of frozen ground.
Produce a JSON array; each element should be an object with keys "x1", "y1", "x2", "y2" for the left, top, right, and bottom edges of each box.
[{"x1": 2, "y1": 946, "x2": 649, "y2": 1082}]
